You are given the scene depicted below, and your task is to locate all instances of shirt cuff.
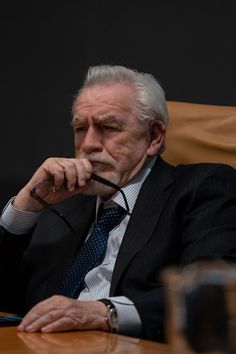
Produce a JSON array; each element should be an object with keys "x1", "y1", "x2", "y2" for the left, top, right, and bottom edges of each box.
[
  {"x1": 108, "y1": 296, "x2": 142, "y2": 337},
  {"x1": 0, "y1": 197, "x2": 41, "y2": 234}
]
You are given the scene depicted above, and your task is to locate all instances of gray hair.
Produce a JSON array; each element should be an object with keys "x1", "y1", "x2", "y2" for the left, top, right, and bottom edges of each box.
[{"x1": 73, "y1": 65, "x2": 169, "y2": 153}]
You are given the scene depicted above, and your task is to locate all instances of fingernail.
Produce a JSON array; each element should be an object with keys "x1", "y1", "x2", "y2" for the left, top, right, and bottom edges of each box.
[
  {"x1": 41, "y1": 326, "x2": 50, "y2": 333},
  {"x1": 25, "y1": 325, "x2": 35, "y2": 332}
]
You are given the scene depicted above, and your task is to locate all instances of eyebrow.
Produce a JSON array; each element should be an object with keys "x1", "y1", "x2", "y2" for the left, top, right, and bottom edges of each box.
[
  {"x1": 93, "y1": 114, "x2": 120, "y2": 123},
  {"x1": 71, "y1": 115, "x2": 123, "y2": 127},
  {"x1": 70, "y1": 116, "x2": 85, "y2": 127}
]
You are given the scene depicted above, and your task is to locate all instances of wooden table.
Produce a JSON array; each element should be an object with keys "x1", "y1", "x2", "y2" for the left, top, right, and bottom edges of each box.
[{"x1": 0, "y1": 317, "x2": 171, "y2": 354}]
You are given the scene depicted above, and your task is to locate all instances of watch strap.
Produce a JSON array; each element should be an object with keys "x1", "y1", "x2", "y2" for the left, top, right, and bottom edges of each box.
[
  {"x1": 98, "y1": 299, "x2": 117, "y2": 332},
  {"x1": 98, "y1": 298, "x2": 115, "y2": 308}
]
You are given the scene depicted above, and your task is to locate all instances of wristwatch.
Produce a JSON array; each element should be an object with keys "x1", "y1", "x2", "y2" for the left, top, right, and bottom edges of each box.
[{"x1": 98, "y1": 299, "x2": 118, "y2": 333}]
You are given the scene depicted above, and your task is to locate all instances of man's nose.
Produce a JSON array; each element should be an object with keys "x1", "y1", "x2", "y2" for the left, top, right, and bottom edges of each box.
[{"x1": 81, "y1": 127, "x2": 103, "y2": 154}]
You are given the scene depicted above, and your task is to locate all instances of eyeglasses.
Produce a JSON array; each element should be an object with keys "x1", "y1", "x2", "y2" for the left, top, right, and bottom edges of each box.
[{"x1": 30, "y1": 173, "x2": 130, "y2": 234}]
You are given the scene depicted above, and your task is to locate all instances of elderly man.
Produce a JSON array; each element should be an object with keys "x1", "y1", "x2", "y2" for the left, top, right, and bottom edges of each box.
[{"x1": 1, "y1": 65, "x2": 236, "y2": 342}]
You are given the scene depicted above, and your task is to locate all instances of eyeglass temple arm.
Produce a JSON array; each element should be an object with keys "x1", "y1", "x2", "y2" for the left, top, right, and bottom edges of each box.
[
  {"x1": 30, "y1": 191, "x2": 76, "y2": 234},
  {"x1": 91, "y1": 173, "x2": 120, "y2": 191},
  {"x1": 91, "y1": 174, "x2": 130, "y2": 214}
]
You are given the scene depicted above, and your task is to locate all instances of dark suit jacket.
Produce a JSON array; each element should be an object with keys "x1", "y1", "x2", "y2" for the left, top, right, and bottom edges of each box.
[{"x1": 1, "y1": 157, "x2": 236, "y2": 341}]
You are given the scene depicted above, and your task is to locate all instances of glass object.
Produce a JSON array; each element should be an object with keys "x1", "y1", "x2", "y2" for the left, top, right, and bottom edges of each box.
[{"x1": 162, "y1": 261, "x2": 236, "y2": 354}]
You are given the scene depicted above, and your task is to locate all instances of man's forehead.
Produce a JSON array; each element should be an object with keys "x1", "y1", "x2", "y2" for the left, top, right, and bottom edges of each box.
[
  {"x1": 73, "y1": 85, "x2": 135, "y2": 118},
  {"x1": 76, "y1": 83, "x2": 135, "y2": 104}
]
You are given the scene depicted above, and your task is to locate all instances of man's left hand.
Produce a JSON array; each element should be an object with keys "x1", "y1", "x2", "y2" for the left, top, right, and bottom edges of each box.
[{"x1": 18, "y1": 295, "x2": 109, "y2": 333}]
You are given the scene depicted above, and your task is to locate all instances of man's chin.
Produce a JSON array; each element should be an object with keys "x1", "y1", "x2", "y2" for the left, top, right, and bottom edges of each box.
[
  {"x1": 83, "y1": 183, "x2": 115, "y2": 199},
  {"x1": 85, "y1": 172, "x2": 121, "y2": 198},
  {"x1": 93, "y1": 171, "x2": 120, "y2": 184}
]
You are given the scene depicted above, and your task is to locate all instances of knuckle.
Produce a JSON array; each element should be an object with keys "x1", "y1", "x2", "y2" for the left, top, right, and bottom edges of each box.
[
  {"x1": 80, "y1": 158, "x2": 92, "y2": 171},
  {"x1": 51, "y1": 295, "x2": 71, "y2": 308},
  {"x1": 51, "y1": 294, "x2": 65, "y2": 302},
  {"x1": 47, "y1": 312, "x2": 55, "y2": 321},
  {"x1": 45, "y1": 157, "x2": 55, "y2": 164}
]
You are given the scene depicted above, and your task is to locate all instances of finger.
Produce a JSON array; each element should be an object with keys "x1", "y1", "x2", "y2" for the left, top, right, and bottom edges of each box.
[
  {"x1": 19, "y1": 309, "x2": 65, "y2": 332},
  {"x1": 41, "y1": 316, "x2": 78, "y2": 333},
  {"x1": 74, "y1": 158, "x2": 93, "y2": 187},
  {"x1": 18, "y1": 307, "x2": 42, "y2": 331},
  {"x1": 41, "y1": 158, "x2": 67, "y2": 190},
  {"x1": 18, "y1": 296, "x2": 59, "y2": 330},
  {"x1": 48, "y1": 158, "x2": 92, "y2": 191},
  {"x1": 54, "y1": 159, "x2": 78, "y2": 192},
  {"x1": 18, "y1": 295, "x2": 73, "y2": 332}
]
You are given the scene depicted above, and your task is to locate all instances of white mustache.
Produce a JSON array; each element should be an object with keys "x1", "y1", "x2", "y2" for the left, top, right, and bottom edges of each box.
[{"x1": 80, "y1": 153, "x2": 117, "y2": 168}]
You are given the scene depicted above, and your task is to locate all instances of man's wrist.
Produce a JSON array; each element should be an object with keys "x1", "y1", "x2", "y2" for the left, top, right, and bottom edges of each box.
[
  {"x1": 14, "y1": 189, "x2": 44, "y2": 212},
  {"x1": 98, "y1": 299, "x2": 118, "y2": 333},
  {"x1": 0, "y1": 197, "x2": 40, "y2": 234}
]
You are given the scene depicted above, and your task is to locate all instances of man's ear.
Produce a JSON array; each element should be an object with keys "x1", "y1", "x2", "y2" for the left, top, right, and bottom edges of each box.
[{"x1": 147, "y1": 120, "x2": 165, "y2": 156}]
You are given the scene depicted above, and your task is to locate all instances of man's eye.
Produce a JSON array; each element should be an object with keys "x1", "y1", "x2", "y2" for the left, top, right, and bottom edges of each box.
[
  {"x1": 102, "y1": 125, "x2": 119, "y2": 131},
  {"x1": 74, "y1": 126, "x2": 86, "y2": 133},
  {"x1": 103, "y1": 125, "x2": 113, "y2": 130}
]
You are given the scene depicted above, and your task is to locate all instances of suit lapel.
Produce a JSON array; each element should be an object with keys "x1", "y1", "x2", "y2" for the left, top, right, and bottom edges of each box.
[{"x1": 110, "y1": 158, "x2": 175, "y2": 294}]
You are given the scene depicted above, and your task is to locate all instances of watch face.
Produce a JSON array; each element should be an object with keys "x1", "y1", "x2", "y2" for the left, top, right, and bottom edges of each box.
[{"x1": 108, "y1": 308, "x2": 118, "y2": 332}]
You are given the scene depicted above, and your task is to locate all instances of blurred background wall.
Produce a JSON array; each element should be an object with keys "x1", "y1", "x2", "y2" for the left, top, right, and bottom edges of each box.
[{"x1": 0, "y1": 0, "x2": 235, "y2": 208}]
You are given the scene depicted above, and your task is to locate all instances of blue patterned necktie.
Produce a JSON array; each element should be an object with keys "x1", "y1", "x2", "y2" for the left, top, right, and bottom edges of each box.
[{"x1": 58, "y1": 205, "x2": 126, "y2": 298}]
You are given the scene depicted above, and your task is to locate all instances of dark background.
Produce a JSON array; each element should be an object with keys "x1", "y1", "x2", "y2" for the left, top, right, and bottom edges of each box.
[{"x1": 0, "y1": 0, "x2": 235, "y2": 209}]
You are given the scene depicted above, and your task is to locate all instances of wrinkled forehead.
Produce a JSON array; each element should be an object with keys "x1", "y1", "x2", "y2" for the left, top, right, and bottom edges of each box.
[{"x1": 73, "y1": 83, "x2": 136, "y2": 114}]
